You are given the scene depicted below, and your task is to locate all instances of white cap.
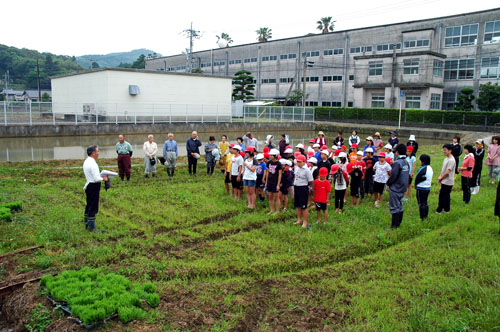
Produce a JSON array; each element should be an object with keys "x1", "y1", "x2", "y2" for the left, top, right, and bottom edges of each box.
[
  {"x1": 366, "y1": 136, "x2": 373, "y2": 141},
  {"x1": 233, "y1": 145, "x2": 241, "y2": 151},
  {"x1": 296, "y1": 143, "x2": 305, "y2": 149},
  {"x1": 321, "y1": 150, "x2": 330, "y2": 155},
  {"x1": 284, "y1": 148, "x2": 293, "y2": 154},
  {"x1": 269, "y1": 148, "x2": 280, "y2": 155},
  {"x1": 476, "y1": 139, "x2": 483, "y2": 144},
  {"x1": 366, "y1": 148, "x2": 374, "y2": 153},
  {"x1": 313, "y1": 143, "x2": 320, "y2": 148},
  {"x1": 357, "y1": 151, "x2": 364, "y2": 156},
  {"x1": 279, "y1": 159, "x2": 288, "y2": 165},
  {"x1": 256, "y1": 153, "x2": 264, "y2": 160},
  {"x1": 339, "y1": 152, "x2": 347, "y2": 158},
  {"x1": 409, "y1": 135, "x2": 416, "y2": 141},
  {"x1": 384, "y1": 143, "x2": 393, "y2": 149},
  {"x1": 308, "y1": 157, "x2": 317, "y2": 164},
  {"x1": 332, "y1": 145, "x2": 338, "y2": 150},
  {"x1": 286, "y1": 160, "x2": 293, "y2": 166}
]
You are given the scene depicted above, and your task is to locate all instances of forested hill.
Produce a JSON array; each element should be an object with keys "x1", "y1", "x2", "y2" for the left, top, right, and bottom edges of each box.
[
  {"x1": 76, "y1": 49, "x2": 158, "y2": 68},
  {"x1": 0, "y1": 44, "x2": 85, "y2": 89}
]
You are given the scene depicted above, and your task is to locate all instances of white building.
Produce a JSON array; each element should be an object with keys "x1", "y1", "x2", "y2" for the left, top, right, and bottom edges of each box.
[{"x1": 51, "y1": 68, "x2": 233, "y2": 122}]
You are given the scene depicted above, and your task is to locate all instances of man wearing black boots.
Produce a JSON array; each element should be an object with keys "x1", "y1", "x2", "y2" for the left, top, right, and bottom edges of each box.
[
  {"x1": 83, "y1": 145, "x2": 108, "y2": 232},
  {"x1": 386, "y1": 144, "x2": 410, "y2": 228}
]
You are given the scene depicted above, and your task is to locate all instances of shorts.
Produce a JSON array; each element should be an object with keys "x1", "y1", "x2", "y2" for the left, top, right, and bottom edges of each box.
[
  {"x1": 231, "y1": 175, "x2": 243, "y2": 190},
  {"x1": 373, "y1": 181, "x2": 386, "y2": 194},
  {"x1": 225, "y1": 172, "x2": 231, "y2": 184},
  {"x1": 244, "y1": 179, "x2": 256, "y2": 187},
  {"x1": 294, "y1": 186, "x2": 309, "y2": 209},
  {"x1": 408, "y1": 174, "x2": 413, "y2": 185},
  {"x1": 267, "y1": 182, "x2": 278, "y2": 193},
  {"x1": 350, "y1": 184, "x2": 362, "y2": 197},
  {"x1": 256, "y1": 175, "x2": 264, "y2": 188},
  {"x1": 315, "y1": 202, "x2": 327, "y2": 211},
  {"x1": 280, "y1": 185, "x2": 289, "y2": 195}
]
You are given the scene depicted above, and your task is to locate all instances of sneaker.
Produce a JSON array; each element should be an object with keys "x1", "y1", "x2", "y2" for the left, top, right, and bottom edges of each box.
[
  {"x1": 402, "y1": 198, "x2": 408, "y2": 202},
  {"x1": 374, "y1": 201, "x2": 379, "y2": 208}
]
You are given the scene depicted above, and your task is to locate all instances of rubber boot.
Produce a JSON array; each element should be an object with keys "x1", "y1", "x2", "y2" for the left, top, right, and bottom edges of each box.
[
  {"x1": 398, "y1": 211, "x2": 404, "y2": 227},
  {"x1": 419, "y1": 206, "x2": 426, "y2": 220},
  {"x1": 84, "y1": 216, "x2": 89, "y2": 230},
  {"x1": 171, "y1": 169, "x2": 175, "y2": 177},
  {"x1": 87, "y1": 219, "x2": 101, "y2": 233},
  {"x1": 391, "y1": 213, "x2": 399, "y2": 228},
  {"x1": 166, "y1": 169, "x2": 171, "y2": 177}
]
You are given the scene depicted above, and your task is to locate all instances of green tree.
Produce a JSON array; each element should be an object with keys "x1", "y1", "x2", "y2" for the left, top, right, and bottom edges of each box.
[
  {"x1": 455, "y1": 88, "x2": 475, "y2": 111},
  {"x1": 216, "y1": 33, "x2": 233, "y2": 46},
  {"x1": 41, "y1": 92, "x2": 50, "y2": 102},
  {"x1": 317, "y1": 17, "x2": 335, "y2": 34},
  {"x1": 91, "y1": 61, "x2": 100, "y2": 69},
  {"x1": 288, "y1": 89, "x2": 309, "y2": 106},
  {"x1": 476, "y1": 82, "x2": 500, "y2": 111},
  {"x1": 131, "y1": 54, "x2": 146, "y2": 69},
  {"x1": 232, "y1": 70, "x2": 255, "y2": 101},
  {"x1": 256, "y1": 28, "x2": 272, "y2": 42},
  {"x1": 118, "y1": 62, "x2": 132, "y2": 68},
  {"x1": 0, "y1": 94, "x2": 4, "y2": 101},
  {"x1": 191, "y1": 68, "x2": 203, "y2": 74}
]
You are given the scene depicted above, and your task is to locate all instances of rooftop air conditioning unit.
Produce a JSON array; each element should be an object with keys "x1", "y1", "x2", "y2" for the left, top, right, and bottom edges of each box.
[{"x1": 129, "y1": 85, "x2": 140, "y2": 95}]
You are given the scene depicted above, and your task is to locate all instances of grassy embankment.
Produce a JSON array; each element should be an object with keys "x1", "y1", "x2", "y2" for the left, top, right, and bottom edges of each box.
[{"x1": 0, "y1": 146, "x2": 499, "y2": 331}]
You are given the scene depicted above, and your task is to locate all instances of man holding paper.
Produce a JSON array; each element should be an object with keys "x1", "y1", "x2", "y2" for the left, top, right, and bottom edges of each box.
[{"x1": 83, "y1": 145, "x2": 108, "y2": 232}]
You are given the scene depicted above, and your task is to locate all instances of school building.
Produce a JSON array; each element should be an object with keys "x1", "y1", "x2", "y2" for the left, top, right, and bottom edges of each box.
[{"x1": 145, "y1": 8, "x2": 500, "y2": 111}]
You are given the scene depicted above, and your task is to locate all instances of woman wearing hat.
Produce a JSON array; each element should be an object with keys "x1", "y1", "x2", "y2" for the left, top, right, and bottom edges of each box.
[
  {"x1": 266, "y1": 135, "x2": 275, "y2": 150},
  {"x1": 316, "y1": 131, "x2": 327, "y2": 147},
  {"x1": 363, "y1": 136, "x2": 375, "y2": 155},
  {"x1": 471, "y1": 139, "x2": 485, "y2": 194},
  {"x1": 407, "y1": 135, "x2": 419, "y2": 157},
  {"x1": 373, "y1": 132, "x2": 383, "y2": 154},
  {"x1": 388, "y1": 131, "x2": 399, "y2": 148}
]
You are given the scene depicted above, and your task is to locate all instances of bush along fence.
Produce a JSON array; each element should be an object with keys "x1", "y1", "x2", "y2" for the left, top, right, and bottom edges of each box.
[{"x1": 314, "y1": 107, "x2": 500, "y2": 130}]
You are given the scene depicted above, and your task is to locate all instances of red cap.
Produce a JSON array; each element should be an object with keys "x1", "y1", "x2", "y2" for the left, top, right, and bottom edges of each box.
[
  {"x1": 407, "y1": 146, "x2": 414, "y2": 151},
  {"x1": 346, "y1": 162, "x2": 354, "y2": 173},
  {"x1": 286, "y1": 145, "x2": 292, "y2": 150},
  {"x1": 229, "y1": 143, "x2": 235, "y2": 148},
  {"x1": 263, "y1": 147, "x2": 270, "y2": 153},
  {"x1": 307, "y1": 150, "x2": 314, "y2": 157},
  {"x1": 341, "y1": 145, "x2": 347, "y2": 150},
  {"x1": 264, "y1": 153, "x2": 270, "y2": 159},
  {"x1": 330, "y1": 164, "x2": 339, "y2": 174},
  {"x1": 321, "y1": 145, "x2": 328, "y2": 150},
  {"x1": 309, "y1": 138, "x2": 316, "y2": 143},
  {"x1": 319, "y1": 167, "x2": 329, "y2": 177},
  {"x1": 297, "y1": 155, "x2": 307, "y2": 162},
  {"x1": 294, "y1": 151, "x2": 301, "y2": 157},
  {"x1": 245, "y1": 146, "x2": 255, "y2": 152},
  {"x1": 386, "y1": 157, "x2": 392, "y2": 164},
  {"x1": 352, "y1": 144, "x2": 358, "y2": 148},
  {"x1": 334, "y1": 149, "x2": 341, "y2": 156},
  {"x1": 240, "y1": 152, "x2": 245, "y2": 157},
  {"x1": 378, "y1": 152, "x2": 386, "y2": 158},
  {"x1": 277, "y1": 155, "x2": 282, "y2": 160}
]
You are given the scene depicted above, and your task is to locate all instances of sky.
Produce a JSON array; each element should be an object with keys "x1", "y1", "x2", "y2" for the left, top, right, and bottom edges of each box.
[{"x1": 1, "y1": 0, "x2": 499, "y2": 57}]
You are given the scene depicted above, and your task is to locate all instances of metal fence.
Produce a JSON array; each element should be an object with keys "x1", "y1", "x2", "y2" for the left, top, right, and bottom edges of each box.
[{"x1": 2, "y1": 101, "x2": 315, "y2": 126}]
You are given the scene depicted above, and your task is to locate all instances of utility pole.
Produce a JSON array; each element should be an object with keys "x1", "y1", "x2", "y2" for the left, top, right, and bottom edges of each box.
[
  {"x1": 36, "y1": 59, "x2": 41, "y2": 103},
  {"x1": 182, "y1": 23, "x2": 201, "y2": 73},
  {"x1": 302, "y1": 58, "x2": 307, "y2": 107},
  {"x1": 4, "y1": 70, "x2": 8, "y2": 90},
  {"x1": 390, "y1": 45, "x2": 397, "y2": 108}
]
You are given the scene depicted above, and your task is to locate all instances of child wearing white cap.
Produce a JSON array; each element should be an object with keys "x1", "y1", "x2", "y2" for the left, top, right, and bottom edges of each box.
[
  {"x1": 407, "y1": 135, "x2": 419, "y2": 157},
  {"x1": 265, "y1": 149, "x2": 283, "y2": 214}
]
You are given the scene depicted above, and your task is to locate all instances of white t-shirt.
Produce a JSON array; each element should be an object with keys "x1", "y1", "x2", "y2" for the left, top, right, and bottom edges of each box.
[
  {"x1": 243, "y1": 158, "x2": 258, "y2": 181},
  {"x1": 373, "y1": 161, "x2": 392, "y2": 183},
  {"x1": 294, "y1": 165, "x2": 313, "y2": 186},
  {"x1": 231, "y1": 155, "x2": 244, "y2": 176}
]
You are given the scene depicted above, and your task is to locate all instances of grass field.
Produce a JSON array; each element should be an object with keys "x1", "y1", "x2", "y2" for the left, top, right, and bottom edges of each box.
[{"x1": 1, "y1": 146, "x2": 500, "y2": 331}]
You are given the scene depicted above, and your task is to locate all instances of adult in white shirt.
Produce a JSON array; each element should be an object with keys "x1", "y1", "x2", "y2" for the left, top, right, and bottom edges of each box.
[
  {"x1": 83, "y1": 145, "x2": 108, "y2": 232},
  {"x1": 143, "y1": 134, "x2": 158, "y2": 178}
]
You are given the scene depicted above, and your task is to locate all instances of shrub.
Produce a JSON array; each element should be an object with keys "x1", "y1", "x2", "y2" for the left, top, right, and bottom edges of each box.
[
  {"x1": 1, "y1": 201, "x2": 23, "y2": 211},
  {"x1": 0, "y1": 207, "x2": 12, "y2": 221}
]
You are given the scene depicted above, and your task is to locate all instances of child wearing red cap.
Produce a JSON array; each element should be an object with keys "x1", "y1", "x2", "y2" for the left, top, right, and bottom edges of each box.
[
  {"x1": 404, "y1": 146, "x2": 416, "y2": 202},
  {"x1": 349, "y1": 144, "x2": 359, "y2": 163},
  {"x1": 294, "y1": 155, "x2": 314, "y2": 227},
  {"x1": 313, "y1": 167, "x2": 331, "y2": 224},
  {"x1": 331, "y1": 164, "x2": 349, "y2": 213}
]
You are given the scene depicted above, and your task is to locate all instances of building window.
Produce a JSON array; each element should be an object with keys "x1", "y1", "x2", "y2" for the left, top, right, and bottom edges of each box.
[
  {"x1": 213, "y1": 61, "x2": 225, "y2": 66},
  {"x1": 305, "y1": 101, "x2": 318, "y2": 106},
  {"x1": 262, "y1": 56, "x2": 269, "y2": 62},
  {"x1": 403, "y1": 39, "x2": 430, "y2": 48},
  {"x1": 405, "y1": 96, "x2": 421, "y2": 109},
  {"x1": 350, "y1": 45, "x2": 372, "y2": 54},
  {"x1": 371, "y1": 95, "x2": 385, "y2": 108},
  {"x1": 442, "y1": 92, "x2": 457, "y2": 110},
  {"x1": 349, "y1": 75, "x2": 354, "y2": 81},
  {"x1": 261, "y1": 55, "x2": 277, "y2": 62},
  {"x1": 369, "y1": 62, "x2": 383, "y2": 76},
  {"x1": 261, "y1": 78, "x2": 277, "y2": 84},
  {"x1": 302, "y1": 51, "x2": 320, "y2": 58},
  {"x1": 444, "y1": 59, "x2": 474, "y2": 80},
  {"x1": 280, "y1": 54, "x2": 288, "y2": 60},
  {"x1": 430, "y1": 94, "x2": 441, "y2": 110},
  {"x1": 244, "y1": 58, "x2": 251, "y2": 63},
  {"x1": 403, "y1": 59, "x2": 419, "y2": 75},
  {"x1": 229, "y1": 59, "x2": 241, "y2": 65},
  {"x1": 445, "y1": 24, "x2": 478, "y2": 47},
  {"x1": 376, "y1": 43, "x2": 401, "y2": 52},
  {"x1": 301, "y1": 76, "x2": 319, "y2": 82},
  {"x1": 289, "y1": 53, "x2": 297, "y2": 59},
  {"x1": 322, "y1": 75, "x2": 343, "y2": 82},
  {"x1": 481, "y1": 57, "x2": 500, "y2": 78},
  {"x1": 322, "y1": 101, "x2": 331, "y2": 107},
  {"x1": 433, "y1": 60, "x2": 443, "y2": 77},
  {"x1": 324, "y1": 49, "x2": 344, "y2": 56},
  {"x1": 279, "y1": 77, "x2": 294, "y2": 83},
  {"x1": 322, "y1": 101, "x2": 341, "y2": 107},
  {"x1": 348, "y1": 101, "x2": 354, "y2": 107},
  {"x1": 485, "y1": 20, "x2": 500, "y2": 44}
]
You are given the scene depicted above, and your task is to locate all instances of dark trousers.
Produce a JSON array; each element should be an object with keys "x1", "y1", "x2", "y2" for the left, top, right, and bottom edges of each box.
[
  {"x1": 335, "y1": 189, "x2": 346, "y2": 209},
  {"x1": 85, "y1": 182, "x2": 101, "y2": 220},
  {"x1": 436, "y1": 184, "x2": 453, "y2": 213},
  {"x1": 416, "y1": 189, "x2": 430, "y2": 220},
  {"x1": 364, "y1": 176, "x2": 374, "y2": 196},
  {"x1": 117, "y1": 154, "x2": 131, "y2": 179},
  {"x1": 188, "y1": 155, "x2": 198, "y2": 175},
  {"x1": 461, "y1": 176, "x2": 471, "y2": 203}
]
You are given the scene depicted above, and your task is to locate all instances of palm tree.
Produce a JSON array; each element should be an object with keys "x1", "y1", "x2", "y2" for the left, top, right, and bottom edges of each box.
[
  {"x1": 216, "y1": 32, "x2": 233, "y2": 46},
  {"x1": 317, "y1": 17, "x2": 335, "y2": 34},
  {"x1": 256, "y1": 27, "x2": 272, "y2": 42}
]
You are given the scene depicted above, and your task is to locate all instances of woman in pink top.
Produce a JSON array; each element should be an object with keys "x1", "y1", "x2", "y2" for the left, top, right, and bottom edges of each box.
[
  {"x1": 486, "y1": 136, "x2": 500, "y2": 183},
  {"x1": 459, "y1": 145, "x2": 475, "y2": 204},
  {"x1": 315, "y1": 131, "x2": 326, "y2": 147}
]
